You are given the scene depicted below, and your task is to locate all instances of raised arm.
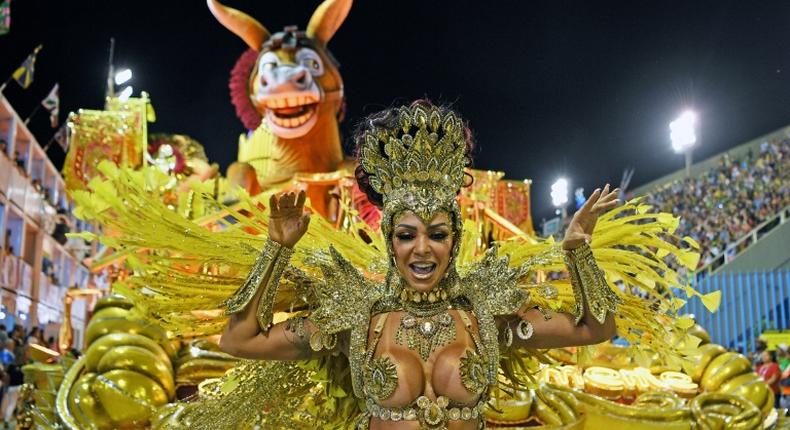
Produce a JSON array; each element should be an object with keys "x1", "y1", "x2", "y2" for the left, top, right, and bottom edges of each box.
[
  {"x1": 219, "y1": 191, "x2": 333, "y2": 360},
  {"x1": 504, "y1": 185, "x2": 621, "y2": 349}
]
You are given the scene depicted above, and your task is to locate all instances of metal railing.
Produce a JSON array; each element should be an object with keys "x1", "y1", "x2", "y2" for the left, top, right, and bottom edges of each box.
[
  {"x1": 686, "y1": 269, "x2": 790, "y2": 354},
  {"x1": 695, "y1": 204, "x2": 790, "y2": 279}
]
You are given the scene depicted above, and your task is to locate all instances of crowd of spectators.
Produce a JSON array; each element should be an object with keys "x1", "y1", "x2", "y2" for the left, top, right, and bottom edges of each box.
[
  {"x1": 645, "y1": 137, "x2": 790, "y2": 269},
  {"x1": 0, "y1": 138, "x2": 81, "y2": 285},
  {"x1": 0, "y1": 139, "x2": 28, "y2": 178},
  {"x1": 748, "y1": 339, "x2": 790, "y2": 409},
  {"x1": 0, "y1": 324, "x2": 48, "y2": 428}
]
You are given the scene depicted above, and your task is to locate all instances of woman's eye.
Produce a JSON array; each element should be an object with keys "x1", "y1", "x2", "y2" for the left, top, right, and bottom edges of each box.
[
  {"x1": 430, "y1": 232, "x2": 449, "y2": 241},
  {"x1": 396, "y1": 233, "x2": 414, "y2": 241}
]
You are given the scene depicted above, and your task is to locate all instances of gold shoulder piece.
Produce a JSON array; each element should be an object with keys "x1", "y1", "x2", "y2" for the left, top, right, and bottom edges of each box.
[
  {"x1": 305, "y1": 246, "x2": 383, "y2": 398},
  {"x1": 307, "y1": 246, "x2": 381, "y2": 334},
  {"x1": 564, "y1": 242, "x2": 622, "y2": 324},
  {"x1": 461, "y1": 244, "x2": 530, "y2": 316}
]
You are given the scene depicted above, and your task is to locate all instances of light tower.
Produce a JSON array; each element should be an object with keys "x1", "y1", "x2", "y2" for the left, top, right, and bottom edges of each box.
[
  {"x1": 670, "y1": 110, "x2": 697, "y2": 178},
  {"x1": 551, "y1": 177, "x2": 570, "y2": 220}
]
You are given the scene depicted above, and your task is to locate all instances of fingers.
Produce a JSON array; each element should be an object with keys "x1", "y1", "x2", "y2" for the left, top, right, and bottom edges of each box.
[
  {"x1": 597, "y1": 189, "x2": 619, "y2": 206},
  {"x1": 578, "y1": 187, "x2": 601, "y2": 216},
  {"x1": 587, "y1": 184, "x2": 621, "y2": 214},
  {"x1": 269, "y1": 193, "x2": 279, "y2": 213},
  {"x1": 295, "y1": 189, "x2": 306, "y2": 209},
  {"x1": 595, "y1": 199, "x2": 620, "y2": 213},
  {"x1": 279, "y1": 191, "x2": 295, "y2": 209}
]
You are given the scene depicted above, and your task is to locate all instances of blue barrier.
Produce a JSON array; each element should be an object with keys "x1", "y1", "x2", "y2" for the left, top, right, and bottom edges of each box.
[{"x1": 684, "y1": 269, "x2": 790, "y2": 354}]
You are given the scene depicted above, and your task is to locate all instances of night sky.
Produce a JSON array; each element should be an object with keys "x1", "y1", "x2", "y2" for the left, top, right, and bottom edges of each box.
[{"x1": 2, "y1": 1, "x2": 790, "y2": 222}]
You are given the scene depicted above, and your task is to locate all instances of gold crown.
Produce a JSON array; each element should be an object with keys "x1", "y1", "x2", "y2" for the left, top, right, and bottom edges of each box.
[{"x1": 359, "y1": 105, "x2": 467, "y2": 220}]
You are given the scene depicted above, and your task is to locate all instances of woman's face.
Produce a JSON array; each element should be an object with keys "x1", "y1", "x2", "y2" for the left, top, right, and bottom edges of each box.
[
  {"x1": 391, "y1": 211, "x2": 453, "y2": 293},
  {"x1": 761, "y1": 350, "x2": 772, "y2": 363}
]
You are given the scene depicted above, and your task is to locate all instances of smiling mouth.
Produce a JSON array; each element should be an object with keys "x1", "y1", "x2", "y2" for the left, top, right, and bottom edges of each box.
[
  {"x1": 409, "y1": 262, "x2": 437, "y2": 279},
  {"x1": 262, "y1": 95, "x2": 319, "y2": 128}
]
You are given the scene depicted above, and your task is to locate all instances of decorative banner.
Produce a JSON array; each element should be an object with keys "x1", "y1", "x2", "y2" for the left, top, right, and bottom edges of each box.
[
  {"x1": 41, "y1": 83, "x2": 59, "y2": 127},
  {"x1": 53, "y1": 124, "x2": 68, "y2": 151},
  {"x1": 12, "y1": 44, "x2": 42, "y2": 89},
  {"x1": 0, "y1": 0, "x2": 10, "y2": 35},
  {"x1": 63, "y1": 95, "x2": 150, "y2": 192},
  {"x1": 495, "y1": 179, "x2": 534, "y2": 235},
  {"x1": 460, "y1": 169, "x2": 535, "y2": 241}
]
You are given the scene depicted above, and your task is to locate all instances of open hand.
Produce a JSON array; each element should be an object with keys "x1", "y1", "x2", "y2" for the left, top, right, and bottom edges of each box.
[
  {"x1": 268, "y1": 190, "x2": 311, "y2": 249},
  {"x1": 562, "y1": 184, "x2": 619, "y2": 250}
]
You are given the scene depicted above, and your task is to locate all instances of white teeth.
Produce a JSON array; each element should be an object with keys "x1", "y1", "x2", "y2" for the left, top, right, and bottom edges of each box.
[
  {"x1": 261, "y1": 94, "x2": 321, "y2": 129},
  {"x1": 262, "y1": 94, "x2": 320, "y2": 110},
  {"x1": 269, "y1": 108, "x2": 315, "y2": 128},
  {"x1": 294, "y1": 112, "x2": 310, "y2": 125}
]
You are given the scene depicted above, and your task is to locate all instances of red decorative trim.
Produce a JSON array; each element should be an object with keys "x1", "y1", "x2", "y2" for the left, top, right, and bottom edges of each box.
[
  {"x1": 352, "y1": 181, "x2": 381, "y2": 230},
  {"x1": 229, "y1": 49, "x2": 263, "y2": 130}
]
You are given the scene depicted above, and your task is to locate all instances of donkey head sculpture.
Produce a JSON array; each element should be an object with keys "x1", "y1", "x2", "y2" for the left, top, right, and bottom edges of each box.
[{"x1": 207, "y1": 0, "x2": 350, "y2": 177}]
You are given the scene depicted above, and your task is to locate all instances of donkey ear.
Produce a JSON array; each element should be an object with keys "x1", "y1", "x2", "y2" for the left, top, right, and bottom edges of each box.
[
  {"x1": 306, "y1": 0, "x2": 352, "y2": 45},
  {"x1": 207, "y1": 0, "x2": 270, "y2": 51}
]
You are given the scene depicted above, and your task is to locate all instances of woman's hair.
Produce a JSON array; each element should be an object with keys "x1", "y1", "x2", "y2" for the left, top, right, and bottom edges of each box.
[{"x1": 353, "y1": 99, "x2": 476, "y2": 208}]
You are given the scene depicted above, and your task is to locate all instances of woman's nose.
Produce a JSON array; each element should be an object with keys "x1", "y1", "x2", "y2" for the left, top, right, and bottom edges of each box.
[{"x1": 414, "y1": 235, "x2": 431, "y2": 255}]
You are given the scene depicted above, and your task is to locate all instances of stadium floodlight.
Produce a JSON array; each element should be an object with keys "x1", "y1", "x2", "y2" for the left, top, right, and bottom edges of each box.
[
  {"x1": 551, "y1": 178, "x2": 569, "y2": 208},
  {"x1": 114, "y1": 68, "x2": 132, "y2": 85},
  {"x1": 670, "y1": 110, "x2": 698, "y2": 177},
  {"x1": 118, "y1": 86, "x2": 134, "y2": 102},
  {"x1": 670, "y1": 110, "x2": 697, "y2": 153}
]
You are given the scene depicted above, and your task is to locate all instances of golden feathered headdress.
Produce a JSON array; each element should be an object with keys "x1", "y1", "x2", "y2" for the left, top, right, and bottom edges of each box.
[{"x1": 358, "y1": 104, "x2": 469, "y2": 259}]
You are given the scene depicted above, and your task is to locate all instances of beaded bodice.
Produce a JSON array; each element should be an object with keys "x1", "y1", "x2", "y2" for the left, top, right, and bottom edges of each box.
[
  {"x1": 361, "y1": 306, "x2": 489, "y2": 429},
  {"x1": 305, "y1": 244, "x2": 555, "y2": 429}
]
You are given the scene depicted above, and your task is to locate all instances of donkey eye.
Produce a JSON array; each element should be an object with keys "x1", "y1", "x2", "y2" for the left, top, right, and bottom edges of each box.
[
  {"x1": 296, "y1": 48, "x2": 324, "y2": 76},
  {"x1": 259, "y1": 52, "x2": 279, "y2": 70}
]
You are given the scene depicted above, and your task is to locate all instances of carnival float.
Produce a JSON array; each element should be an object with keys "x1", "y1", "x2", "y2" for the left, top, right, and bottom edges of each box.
[{"x1": 16, "y1": 0, "x2": 790, "y2": 429}]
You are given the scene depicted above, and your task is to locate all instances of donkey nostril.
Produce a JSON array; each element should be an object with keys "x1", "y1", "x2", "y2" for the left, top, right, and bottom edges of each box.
[
  {"x1": 292, "y1": 70, "x2": 308, "y2": 86},
  {"x1": 260, "y1": 77, "x2": 268, "y2": 87}
]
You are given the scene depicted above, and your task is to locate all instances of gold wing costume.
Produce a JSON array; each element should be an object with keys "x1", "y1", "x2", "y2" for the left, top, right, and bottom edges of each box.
[{"x1": 71, "y1": 105, "x2": 716, "y2": 429}]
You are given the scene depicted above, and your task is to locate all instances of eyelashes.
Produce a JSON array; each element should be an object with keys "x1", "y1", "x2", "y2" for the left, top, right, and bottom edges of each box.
[{"x1": 394, "y1": 232, "x2": 450, "y2": 242}]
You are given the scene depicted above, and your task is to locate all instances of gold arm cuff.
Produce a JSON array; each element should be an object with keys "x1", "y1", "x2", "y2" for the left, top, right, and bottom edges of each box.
[
  {"x1": 564, "y1": 242, "x2": 621, "y2": 325},
  {"x1": 256, "y1": 243, "x2": 293, "y2": 331},
  {"x1": 220, "y1": 239, "x2": 293, "y2": 331}
]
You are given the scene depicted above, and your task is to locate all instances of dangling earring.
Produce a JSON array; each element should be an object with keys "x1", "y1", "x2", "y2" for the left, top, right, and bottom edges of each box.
[
  {"x1": 391, "y1": 256, "x2": 397, "y2": 267},
  {"x1": 443, "y1": 257, "x2": 454, "y2": 279}
]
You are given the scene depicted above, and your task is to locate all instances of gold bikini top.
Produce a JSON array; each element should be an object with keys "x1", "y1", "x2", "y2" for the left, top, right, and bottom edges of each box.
[
  {"x1": 361, "y1": 310, "x2": 489, "y2": 429},
  {"x1": 307, "y1": 244, "x2": 534, "y2": 398}
]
